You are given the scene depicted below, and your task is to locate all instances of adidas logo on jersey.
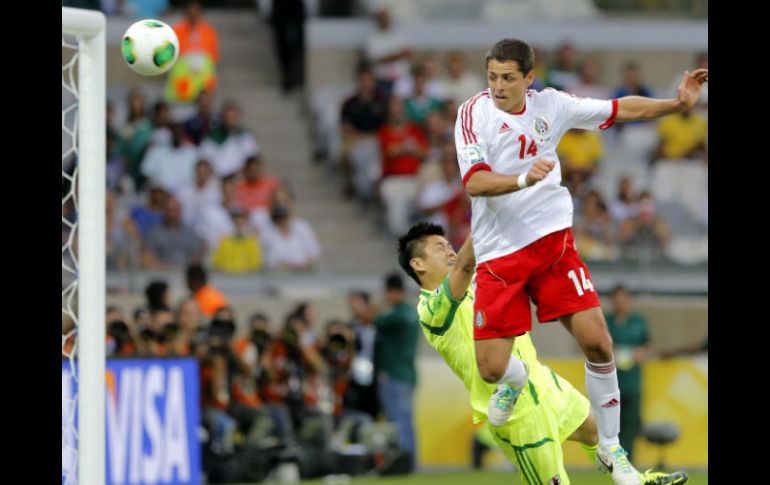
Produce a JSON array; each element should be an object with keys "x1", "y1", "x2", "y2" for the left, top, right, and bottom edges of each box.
[
  {"x1": 498, "y1": 122, "x2": 512, "y2": 134},
  {"x1": 601, "y1": 398, "x2": 620, "y2": 408}
]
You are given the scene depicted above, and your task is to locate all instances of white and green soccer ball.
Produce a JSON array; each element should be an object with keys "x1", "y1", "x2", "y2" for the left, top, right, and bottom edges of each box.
[{"x1": 121, "y1": 19, "x2": 179, "y2": 76}]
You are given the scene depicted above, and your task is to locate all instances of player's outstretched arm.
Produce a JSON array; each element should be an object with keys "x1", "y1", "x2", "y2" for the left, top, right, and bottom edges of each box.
[
  {"x1": 447, "y1": 237, "x2": 475, "y2": 301},
  {"x1": 616, "y1": 68, "x2": 708, "y2": 122}
]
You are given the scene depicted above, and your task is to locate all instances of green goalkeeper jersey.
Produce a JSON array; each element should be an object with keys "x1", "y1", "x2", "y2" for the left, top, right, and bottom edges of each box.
[{"x1": 418, "y1": 276, "x2": 554, "y2": 424}]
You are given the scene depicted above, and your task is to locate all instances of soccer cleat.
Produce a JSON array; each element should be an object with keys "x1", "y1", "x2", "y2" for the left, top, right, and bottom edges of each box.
[
  {"x1": 487, "y1": 383, "x2": 523, "y2": 426},
  {"x1": 641, "y1": 469, "x2": 689, "y2": 485},
  {"x1": 596, "y1": 445, "x2": 642, "y2": 485}
]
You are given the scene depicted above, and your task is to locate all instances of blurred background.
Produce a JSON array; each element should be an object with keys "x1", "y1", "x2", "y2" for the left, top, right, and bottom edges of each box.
[{"x1": 62, "y1": 0, "x2": 707, "y2": 482}]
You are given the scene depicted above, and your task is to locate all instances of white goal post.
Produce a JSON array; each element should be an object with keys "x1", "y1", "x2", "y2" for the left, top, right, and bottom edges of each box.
[{"x1": 62, "y1": 7, "x2": 106, "y2": 485}]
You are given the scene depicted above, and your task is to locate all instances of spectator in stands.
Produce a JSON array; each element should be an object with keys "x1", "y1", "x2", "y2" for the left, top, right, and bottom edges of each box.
[
  {"x1": 130, "y1": 186, "x2": 167, "y2": 240},
  {"x1": 619, "y1": 191, "x2": 671, "y2": 253},
  {"x1": 340, "y1": 61, "x2": 389, "y2": 201},
  {"x1": 206, "y1": 312, "x2": 268, "y2": 444},
  {"x1": 106, "y1": 101, "x2": 127, "y2": 191},
  {"x1": 611, "y1": 61, "x2": 656, "y2": 141},
  {"x1": 262, "y1": 314, "x2": 326, "y2": 428},
  {"x1": 442, "y1": 98, "x2": 458, "y2": 127},
  {"x1": 605, "y1": 285, "x2": 650, "y2": 462},
  {"x1": 261, "y1": 202, "x2": 321, "y2": 272},
  {"x1": 141, "y1": 308, "x2": 175, "y2": 356},
  {"x1": 375, "y1": 273, "x2": 419, "y2": 472},
  {"x1": 614, "y1": 61, "x2": 654, "y2": 100},
  {"x1": 394, "y1": 53, "x2": 446, "y2": 100},
  {"x1": 609, "y1": 177, "x2": 640, "y2": 224},
  {"x1": 212, "y1": 208, "x2": 263, "y2": 273},
  {"x1": 567, "y1": 57, "x2": 609, "y2": 99},
  {"x1": 193, "y1": 175, "x2": 241, "y2": 252},
  {"x1": 557, "y1": 128, "x2": 604, "y2": 184},
  {"x1": 654, "y1": 109, "x2": 708, "y2": 162},
  {"x1": 249, "y1": 313, "x2": 273, "y2": 357},
  {"x1": 545, "y1": 42, "x2": 579, "y2": 91},
  {"x1": 145, "y1": 280, "x2": 171, "y2": 313},
  {"x1": 530, "y1": 46, "x2": 548, "y2": 91},
  {"x1": 176, "y1": 298, "x2": 204, "y2": 356},
  {"x1": 148, "y1": 100, "x2": 173, "y2": 147},
  {"x1": 403, "y1": 63, "x2": 444, "y2": 128},
  {"x1": 168, "y1": 0, "x2": 220, "y2": 102},
  {"x1": 250, "y1": 183, "x2": 295, "y2": 235},
  {"x1": 142, "y1": 195, "x2": 205, "y2": 269},
  {"x1": 438, "y1": 50, "x2": 484, "y2": 105},
  {"x1": 270, "y1": 0, "x2": 307, "y2": 94},
  {"x1": 417, "y1": 138, "x2": 466, "y2": 236},
  {"x1": 200, "y1": 338, "x2": 237, "y2": 455},
  {"x1": 364, "y1": 6, "x2": 411, "y2": 96},
  {"x1": 319, "y1": 319, "x2": 357, "y2": 419},
  {"x1": 106, "y1": 306, "x2": 138, "y2": 357},
  {"x1": 121, "y1": 88, "x2": 154, "y2": 191},
  {"x1": 573, "y1": 190, "x2": 618, "y2": 261},
  {"x1": 184, "y1": 90, "x2": 219, "y2": 145},
  {"x1": 200, "y1": 100, "x2": 260, "y2": 177},
  {"x1": 141, "y1": 123, "x2": 199, "y2": 193},
  {"x1": 234, "y1": 155, "x2": 282, "y2": 213},
  {"x1": 176, "y1": 159, "x2": 222, "y2": 229},
  {"x1": 347, "y1": 291, "x2": 380, "y2": 419},
  {"x1": 106, "y1": 188, "x2": 138, "y2": 271},
  {"x1": 187, "y1": 263, "x2": 229, "y2": 318},
  {"x1": 378, "y1": 96, "x2": 429, "y2": 235},
  {"x1": 288, "y1": 302, "x2": 320, "y2": 344}
]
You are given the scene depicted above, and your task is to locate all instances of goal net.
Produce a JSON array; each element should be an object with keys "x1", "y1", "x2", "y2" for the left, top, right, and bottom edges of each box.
[{"x1": 62, "y1": 7, "x2": 106, "y2": 485}]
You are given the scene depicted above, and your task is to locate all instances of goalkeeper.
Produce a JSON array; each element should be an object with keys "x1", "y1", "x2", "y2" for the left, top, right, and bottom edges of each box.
[{"x1": 397, "y1": 222, "x2": 687, "y2": 485}]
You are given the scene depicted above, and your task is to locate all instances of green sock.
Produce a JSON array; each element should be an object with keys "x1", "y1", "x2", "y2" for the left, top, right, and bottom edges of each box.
[{"x1": 582, "y1": 443, "x2": 598, "y2": 464}]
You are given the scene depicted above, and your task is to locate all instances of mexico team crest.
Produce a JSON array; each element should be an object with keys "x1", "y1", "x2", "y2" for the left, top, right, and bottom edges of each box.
[
  {"x1": 475, "y1": 310, "x2": 485, "y2": 328},
  {"x1": 548, "y1": 476, "x2": 562, "y2": 485},
  {"x1": 533, "y1": 116, "x2": 551, "y2": 141}
]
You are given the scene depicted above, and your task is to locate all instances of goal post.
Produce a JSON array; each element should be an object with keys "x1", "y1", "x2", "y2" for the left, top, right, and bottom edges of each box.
[{"x1": 62, "y1": 7, "x2": 106, "y2": 485}]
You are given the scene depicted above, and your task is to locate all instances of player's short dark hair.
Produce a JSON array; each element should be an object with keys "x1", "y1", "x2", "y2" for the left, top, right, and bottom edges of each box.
[
  {"x1": 486, "y1": 39, "x2": 535, "y2": 75},
  {"x1": 397, "y1": 222, "x2": 446, "y2": 285}
]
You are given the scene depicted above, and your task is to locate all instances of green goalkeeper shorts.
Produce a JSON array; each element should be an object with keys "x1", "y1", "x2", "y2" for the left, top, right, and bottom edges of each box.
[{"x1": 489, "y1": 369, "x2": 591, "y2": 485}]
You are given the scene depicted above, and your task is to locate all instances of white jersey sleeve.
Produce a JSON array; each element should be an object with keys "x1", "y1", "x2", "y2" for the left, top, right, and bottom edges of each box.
[
  {"x1": 548, "y1": 88, "x2": 618, "y2": 132},
  {"x1": 454, "y1": 90, "x2": 493, "y2": 186}
]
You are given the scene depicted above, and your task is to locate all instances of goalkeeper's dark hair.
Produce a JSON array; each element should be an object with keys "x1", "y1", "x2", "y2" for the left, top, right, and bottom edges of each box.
[{"x1": 397, "y1": 222, "x2": 446, "y2": 286}]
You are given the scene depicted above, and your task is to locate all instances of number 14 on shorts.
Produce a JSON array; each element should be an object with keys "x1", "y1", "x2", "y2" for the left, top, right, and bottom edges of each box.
[{"x1": 567, "y1": 268, "x2": 594, "y2": 296}]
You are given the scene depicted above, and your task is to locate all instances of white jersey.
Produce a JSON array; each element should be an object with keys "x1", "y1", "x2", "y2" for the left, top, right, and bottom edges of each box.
[{"x1": 455, "y1": 88, "x2": 617, "y2": 264}]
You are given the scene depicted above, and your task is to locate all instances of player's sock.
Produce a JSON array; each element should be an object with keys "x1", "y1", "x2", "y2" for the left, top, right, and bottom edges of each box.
[
  {"x1": 498, "y1": 355, "x2": 528, "y2": 388},
  {"x1": 585, "y1": 359, "x2": 621, "y2": 449},
  {"x1": 581, "y1": 443, "x2": 598, "y2": 465}
]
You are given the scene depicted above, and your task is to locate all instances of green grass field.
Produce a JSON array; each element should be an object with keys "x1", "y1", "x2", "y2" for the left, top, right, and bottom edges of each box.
[{"x1": 255, "y1": 469, "x2": 708, "y2": 485}]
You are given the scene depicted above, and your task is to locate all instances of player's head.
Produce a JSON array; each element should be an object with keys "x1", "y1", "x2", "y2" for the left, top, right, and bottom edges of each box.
[
  {"x1": 398, "y1": 222, "x2": 456, "y2": 288},
  {"x1": 485, "y1": 39, "x2": 535, "y2": 113}
]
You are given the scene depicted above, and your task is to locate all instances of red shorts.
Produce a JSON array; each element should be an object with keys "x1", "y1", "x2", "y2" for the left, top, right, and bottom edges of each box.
[{"x1": 473, "y1": 228, "x2": 601, "y2": 340}]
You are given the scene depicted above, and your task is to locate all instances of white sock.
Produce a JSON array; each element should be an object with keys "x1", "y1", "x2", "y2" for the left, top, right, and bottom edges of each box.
[
  {"x1": 585, "y1": 359, "x2": 621, "y2": 450},
  {"x1": 497, "y1": 355, "x2": 528, "y2": 388}
]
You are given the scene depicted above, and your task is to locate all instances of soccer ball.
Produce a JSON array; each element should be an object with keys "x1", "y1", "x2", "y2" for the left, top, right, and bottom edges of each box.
[{"x1": 121, "y1": 19, "x2": 179, "y2": 76}]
